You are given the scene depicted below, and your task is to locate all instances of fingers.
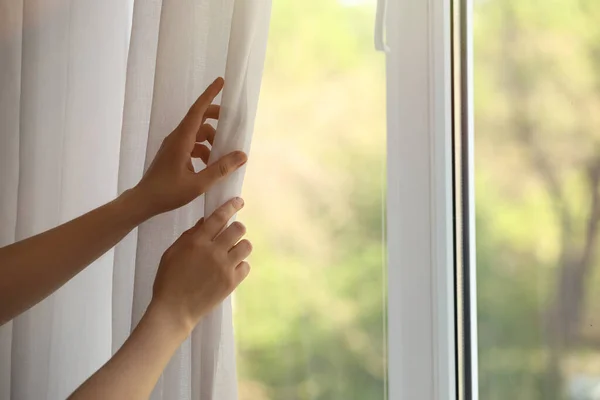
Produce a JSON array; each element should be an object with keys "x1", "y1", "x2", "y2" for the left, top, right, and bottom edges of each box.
[
  {"x1": 216, "y1": 221, "x2": 246, "y2": 249},
  {"x1": 196, "y1": 123, "x2": 216, "y2": 145},
  {"x1": 191, "y1": 144, "x2": 210, "y2": 164},
  {"x1": 196, "y1": 151, "x2": 248, "y2": 193},
  {"x1": 203, "y1": 104, "x2": 220, "y2": 123},
  {"x1": 198, "y1": 197, "x2": 245, "y2": 240},
  {"x1": 179, "y1": 78, "x2": 224, "y2": 134},
  {"x1": 234, "y1": 261, "x2": 251, "y2": 283},
  {"x1": 229, "y1": 239, "x2": 253, "y2": 263}
]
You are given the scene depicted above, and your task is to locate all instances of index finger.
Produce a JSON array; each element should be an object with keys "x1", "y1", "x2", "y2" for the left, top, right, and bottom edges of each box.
[
  {"x1": 179, "y1": 77, "x2": 225, "y2": 134},
  {"x1": 197, "y1": 197, "x2": 245, "y2": 240}
]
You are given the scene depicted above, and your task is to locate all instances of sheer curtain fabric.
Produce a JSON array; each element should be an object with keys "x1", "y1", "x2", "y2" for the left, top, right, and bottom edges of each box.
[{"x1": 0, "y1": 0, "x2": 271, "y2": 399}]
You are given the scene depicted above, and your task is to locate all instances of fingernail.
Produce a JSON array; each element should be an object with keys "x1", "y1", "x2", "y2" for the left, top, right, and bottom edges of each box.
[
  {"x1": 234, "y1": 151, "x2": 248, "y2": 166},
  {"x1": 233, "y1": 197, "x2": 244, "y2": 208}
]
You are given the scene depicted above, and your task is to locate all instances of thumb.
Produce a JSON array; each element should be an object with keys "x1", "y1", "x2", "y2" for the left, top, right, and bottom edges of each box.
[{"x1": 196, "y1": 151, "x2": 248, "y2": 193}]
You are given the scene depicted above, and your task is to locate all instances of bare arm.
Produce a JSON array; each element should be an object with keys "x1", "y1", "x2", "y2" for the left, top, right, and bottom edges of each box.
[
  {"x1": 69, "y1": 198, "x2": 252, "y2": 400},
  {"x1": 68, "y1": 302, "x2": 188, "y2": 400},
  {"x1": 0, "y1": 77, "x2": 247, "y2": 325},
  {"x1": 0, "y1": 189, "x2": 151, "y2": 325}
]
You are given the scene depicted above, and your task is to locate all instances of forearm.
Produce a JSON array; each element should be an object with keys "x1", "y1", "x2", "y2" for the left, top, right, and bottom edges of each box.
[
  {"x1": 68, "y1": 197, "x2": 251, "y2": 400},
  {"x1": 69, "y1": 301, "x2": 189, "y2": 400},
  {"x1": 0, "y1": 189, "x2": 153, "y2": 324}
]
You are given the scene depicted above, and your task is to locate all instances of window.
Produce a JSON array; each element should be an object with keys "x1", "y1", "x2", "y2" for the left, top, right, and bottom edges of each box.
[
  {"x1": 471, "y1": 1, "x2": 600, "y2": 399},
  {"x1": 232, "y1": 0, "x2": 462, "y2": 399},
  {"x1": 229, "y1": 0, "x2": 600, "y2": 398},
  {"x1": 228, "y1": 0, "x2": 600, "y2": 399},
  {"x1": 234, "y1": 1, "x2": 388, "y2": 399}
]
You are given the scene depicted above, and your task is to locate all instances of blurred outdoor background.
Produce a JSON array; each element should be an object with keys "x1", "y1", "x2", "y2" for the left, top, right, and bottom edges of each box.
[
  {"x1": 234, "y1": 1, "x2": 387, "y2": 399},
  {"x1": 474, "y1": 0, "x2": 600, "y2": 399},
  {"x1": 233, "y1": 0, "x2": 600, "y2": 399}
]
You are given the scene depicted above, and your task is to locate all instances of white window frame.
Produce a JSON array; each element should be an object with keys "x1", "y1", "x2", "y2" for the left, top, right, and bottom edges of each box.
[{"x1": 385, "y1": 0, "x2": 477, "y2": 398}]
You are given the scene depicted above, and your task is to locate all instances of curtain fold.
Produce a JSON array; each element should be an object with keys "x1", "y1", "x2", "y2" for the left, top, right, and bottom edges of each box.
[
  {"x1": 0, "y1": 2, "x2": 23, "y2": 398},
  {"x1": 4, "y1": 1, "x2": 131, "y2": 398},
  {"x1": 0, "y1": 1, "x2": 271, "y2": 399},
  {"x1": 200, "y1": 2, "x2": 272, "y2": 398},
  {"x1": 112, "y1": 0, "x2": 162, "y2": 356}
]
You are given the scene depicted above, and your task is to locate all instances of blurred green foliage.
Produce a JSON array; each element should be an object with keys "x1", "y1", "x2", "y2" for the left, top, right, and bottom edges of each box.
[
  {"x1": 234, "y1": 0, "x2": 600, "y2": 399},
  {"x1": 236, "y1": 1, "x2": 385, "y2": 399},
  {"x1": 475, "y1": 0, "x2": 600, "y2": 399}
]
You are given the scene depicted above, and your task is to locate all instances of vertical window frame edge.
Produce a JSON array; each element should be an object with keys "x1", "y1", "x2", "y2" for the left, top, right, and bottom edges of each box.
[
  {"x1": 461, "y1": 0, "x2": 479, "y2": 396},
  {"x1": 453, "y1": 0, "x2": 479, "y2": 397},
  {"x1": 386, "y1": 0, "x2": 456, "y2": 399}
]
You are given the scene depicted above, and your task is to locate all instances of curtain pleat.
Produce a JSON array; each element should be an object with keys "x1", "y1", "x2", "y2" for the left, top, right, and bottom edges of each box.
[
  {"x1": 0, "y1": 1, "x2": 271, "y2": 399},
  {"x1": 2, "y1": 1, "x2": 131, "y2": 399},
  {"x1": 111, "y1": 0, "x2": 163, "y2": 355},
  {"x1": 0, "y1": 1, "x2": 23, "y2": 398},
  {"x1": 130, "y1": 2, "x2": 236, "y2": 398},
  {"x1": 200, "y1": 2, "x2": 272, "y2": 399}
]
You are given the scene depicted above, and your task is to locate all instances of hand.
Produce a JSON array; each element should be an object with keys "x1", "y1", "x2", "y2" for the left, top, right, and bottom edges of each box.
[
  {"x1": 150, "y1": 198, "x2": 252, "y2": 335},
  {"x1": 132, "y1": 77, "x2": 248, "y2": 217}
]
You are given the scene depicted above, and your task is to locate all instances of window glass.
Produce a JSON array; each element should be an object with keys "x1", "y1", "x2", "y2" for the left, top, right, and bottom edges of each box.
[
  {"x1": 474, "y1": 1, "x2": 600, "y2": 399},
  {"x1": 234, "y1": 0, "x2": 388, "y2": 399}
]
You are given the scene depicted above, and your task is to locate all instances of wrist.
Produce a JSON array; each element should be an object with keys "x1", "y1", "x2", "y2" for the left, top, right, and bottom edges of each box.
[
  {"x1": 117, "y1": 187, "x2": 157, "y2": 225},
  {"x1": 145, "y1": 299, "x2": 194, "y2": 342}
]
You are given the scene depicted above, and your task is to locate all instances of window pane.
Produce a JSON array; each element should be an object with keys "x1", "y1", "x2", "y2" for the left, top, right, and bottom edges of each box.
[
  {"x1": 474, "y1": 1, "x2": 600, "y2": 399},
  {"x1": 234, "y1": 0, "x2": 387, "y2": 399}
]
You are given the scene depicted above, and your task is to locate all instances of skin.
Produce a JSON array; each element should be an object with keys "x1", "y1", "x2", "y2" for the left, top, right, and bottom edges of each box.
[
  {"x1": 0, "y1": 77, "x2": 253, "y2": 399},
  {"x1": 69, "y1": 198, "x2": 250, "y2": 400}
]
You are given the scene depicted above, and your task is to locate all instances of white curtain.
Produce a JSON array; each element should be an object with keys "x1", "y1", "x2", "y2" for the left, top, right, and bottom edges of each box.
[{"x1": 0, "y1": 0, "x2": 271, "y2": 399}]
